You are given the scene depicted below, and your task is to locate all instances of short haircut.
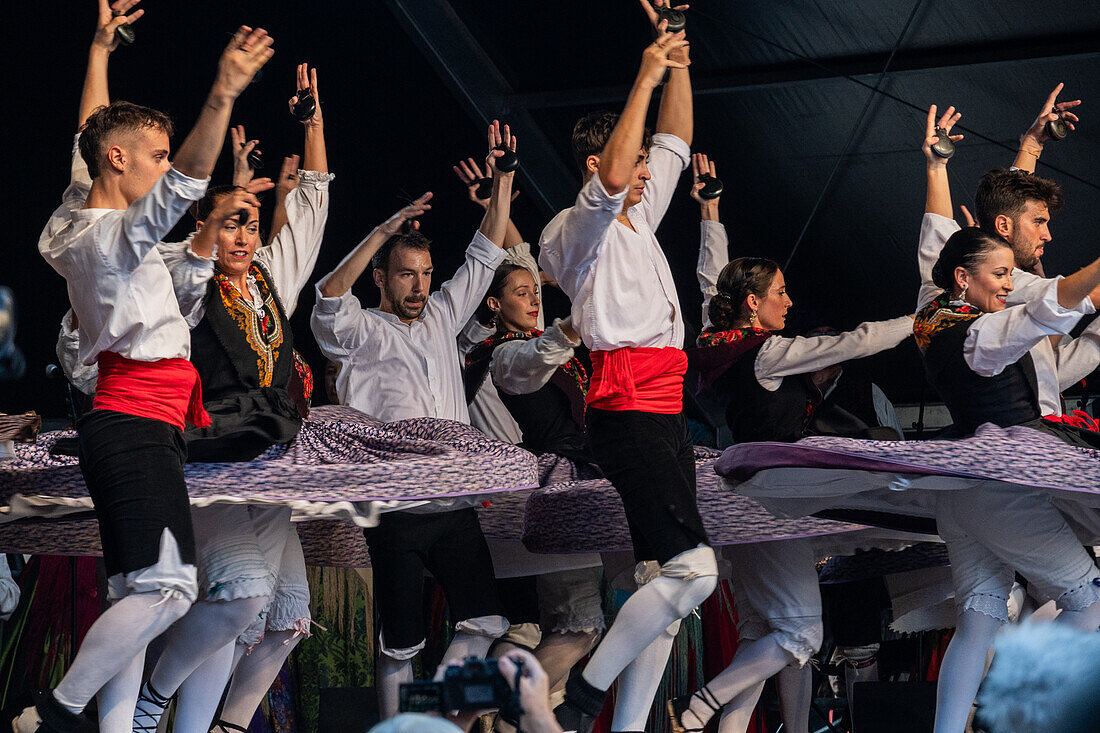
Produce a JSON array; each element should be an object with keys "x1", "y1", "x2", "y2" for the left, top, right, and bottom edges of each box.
[
  {"x1": 571, "y1": 111, "x2": 653, "y2": 173},
  {"x1": 78, "y1": 101, "x2": 174, "y2": 179},
  {"x1": 191, "y1": 184, "x2": 240, "y2": 222},
  {"x1": 371, "y1": 230, "x2": 432, "y2": 271},
  {"x1": 975, "y1": 168, "x2": 1063, "y2": 233}
]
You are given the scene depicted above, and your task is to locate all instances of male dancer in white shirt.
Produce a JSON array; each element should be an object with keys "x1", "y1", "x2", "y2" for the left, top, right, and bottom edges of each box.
[
  {"x1": 538, "y1": 9, "x2": 718, "y2": 732},
  {"x1": 20, "y1": 2, "x2": 273, "y2": 731},
  {"x1": 311, "y1": 122, "x2": 517, "y2": 719}
]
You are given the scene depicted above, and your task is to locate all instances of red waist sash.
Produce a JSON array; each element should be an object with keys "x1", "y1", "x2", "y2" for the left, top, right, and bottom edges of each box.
[
  {"x1": 1043, "y1": 410, "x2": 1100, "y2": 433},
  {"x1": 93, "y1": 352, "x2": 211, "y2": 431},
  {"x1": 587, "y1": 347, "x2": 686, "y2": 414}
]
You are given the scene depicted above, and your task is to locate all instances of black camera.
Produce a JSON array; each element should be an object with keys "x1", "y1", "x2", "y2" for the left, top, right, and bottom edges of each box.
[{"x1": 399, "y1": 656, "x2": 521, "y2": 720}]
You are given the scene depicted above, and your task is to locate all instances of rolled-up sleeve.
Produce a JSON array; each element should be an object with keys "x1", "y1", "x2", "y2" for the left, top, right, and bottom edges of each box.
[{"x1": 964, "y1": 278, "x2": 1086, "y2": 376}]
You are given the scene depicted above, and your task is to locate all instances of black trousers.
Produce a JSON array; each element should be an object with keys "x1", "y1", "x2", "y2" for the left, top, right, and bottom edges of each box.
[
  {"x1": 586, "y1": 408, "x2": 709, "y2": 565},
  {"x1": 77, "y1": 409, "x2": 196, "y2": 577},
  {"x1": 363, "y1": 507, "x2": 506, "y2": 651}
]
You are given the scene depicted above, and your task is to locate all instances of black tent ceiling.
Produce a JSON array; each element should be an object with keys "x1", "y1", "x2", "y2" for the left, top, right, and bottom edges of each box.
[{"x1": 5, "y1": 0, "x2": 1099, "y2": 416}]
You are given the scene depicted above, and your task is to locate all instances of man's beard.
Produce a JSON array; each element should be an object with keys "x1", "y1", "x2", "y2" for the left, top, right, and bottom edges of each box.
[
  {"x1": 393, "y1": 298, "x2": 426, "y2": 321},
  {"x1": 1010, "y1": 239, "x2": 1040, "y2": 274}
]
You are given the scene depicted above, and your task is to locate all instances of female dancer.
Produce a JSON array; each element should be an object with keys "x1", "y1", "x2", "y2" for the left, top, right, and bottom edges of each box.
[
  {"x1": 670, "y1": 154, "x2": 913, "y2": 733},
  {"x1": 464, "y1": 266, "x2": 606, "y2": 725}
]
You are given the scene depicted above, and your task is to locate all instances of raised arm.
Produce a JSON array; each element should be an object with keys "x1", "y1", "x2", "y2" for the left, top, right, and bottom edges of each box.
[
  {"x1": 692, "y1": 153, "x2": 727, "y2": 328},
  {"x1": 171, "y1": 27, "x2": 274, "y2": 181},
  {"x1": 477, "y1": 120, "x2": 517, "y2": 248},
  {"x1": 922, "y1": 104, "x2": 962, "y2": 218},
  {"x1": 453, "y1": 156, "x2": 523, "y2": 248},
  {"x1": 317, "y1": 193, "x2": 432, "y2": 299},
  {"x1": 79, "y1": 0, "x2": 144, "y2": 129},
  {"x1": 600, "y1": 26, "x2": 687, "y2": 194},
  {"x1": 637, "y1": 0, "x2": 693, "y2": 145},
  {"x1": 293, "y1": 63, "x2": 328, "y2": 175},
  {"x1": 917, "y1": 104, "x2": 965, "y2": 309},
  {"x1": 1012, "y1": 83, "x2": 1081, "y2": 174}
]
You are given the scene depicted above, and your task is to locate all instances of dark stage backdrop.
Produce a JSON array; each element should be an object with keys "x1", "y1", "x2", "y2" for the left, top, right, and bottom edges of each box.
[{"x1": 6, "y1": 1, "x2": 1100, "y2": 420}]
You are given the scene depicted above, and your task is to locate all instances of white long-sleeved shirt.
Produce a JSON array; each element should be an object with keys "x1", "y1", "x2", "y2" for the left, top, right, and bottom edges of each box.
[
  {"x1": 695, "y1": 220, "x2": 912, "y2": 391},
  {"x1": 311, "y1": 231, "x2": 508, "y2": 422},
  {"x1": 462, "y1": 242, "x2": 543, "y2": 444},
  {"x1": 490, "y1": 319, "x2": 581, "y2": 396},
  {"x1": 917, "y1": 212, "x2": 1097, "y2": 414},
  {"x1": 963, "y1": 278, "x2": 1087, "y2": 375},
  {"x1": 538, "y1": 133, "x2": 689, "y2": 352},
  {"x1": 697, "y1": 220, "x2": 727, "y2": 329},
  {"x1": 39, "y1": 136, "x2": 209, "y2": 365}
]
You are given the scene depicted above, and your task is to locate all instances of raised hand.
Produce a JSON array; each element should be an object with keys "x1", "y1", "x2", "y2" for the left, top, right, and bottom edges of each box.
[
  {"x1": 921, "y1": 104, "x2": 963, "y2": 167},
  {"x1": 453, "y1": 157, "x2": 520, "y2": 209},
  {"x1": 93, "y1": 0, "x2": 143, "y2": 53},
  {"x1": 215, "y1": 27, "x2": 275, "y2": 99},
  {"x1": 637, "y1": 0, "x2": 691, "y2": 65},
  {"x1": 636, "y1": 0, "x2": 691, "y2": 29},
  {"x1": 230, "y1": 125, "x2": 260, "y2": 187},
  {"x1": 639, "y1": 27, "x2": 690, "y2": 89},
  {"x1": 691, "y1": 153, "x2": 718, "y2": 201},
  {"x1": 274, "y1": 154, "x2": 301, "y2": 207},
  {"x1": 379, "y1": 192, "x2": 433, "y2": 237},
  {"x1": 206, "y1": 179, "x2": 274, "y2": 225},
  {"x1": 486, "y1": 120, "x2": 518, "y2": 176},
  {"x1": 1023, "y1": 82, "x2": 1081, "y2": 145},
  {"x1": 289, "y1": 63, "x2": 323, "y2": 129}
]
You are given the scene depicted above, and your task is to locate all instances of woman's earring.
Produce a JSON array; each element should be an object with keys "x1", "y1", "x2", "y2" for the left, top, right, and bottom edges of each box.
[
  {"x1": 749, "y1": 309, "x2": 759, "y2": 325},
  {"x1": 950, "y1": 283, "x2": 968, "y2": 306}
]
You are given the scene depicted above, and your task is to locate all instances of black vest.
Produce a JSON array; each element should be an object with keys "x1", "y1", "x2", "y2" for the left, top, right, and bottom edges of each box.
[
  {"x1": 190, "y1": 262, "x2": 294, "y2": 401},
  {"x1": 465, "y1": 336, "x2": 590, "y2": 461},
  {"x1": 921, "y1": 318, "x2": 1040, "y2": 435},
  {"x1": 186, "y1": 262, "x2": 301, "y2": 461},
  {"x1": 715, "y1": 342, "x2": 815, "y2": 444}
]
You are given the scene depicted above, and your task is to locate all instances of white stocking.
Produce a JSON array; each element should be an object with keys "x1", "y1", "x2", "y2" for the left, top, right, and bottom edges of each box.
[
  {"x1": 149, "y1": 597, "x2": 268, "y2": 696},
  {"x1": 172, "y1": 640, "x2": 234, "y2": 733},
  {"x1": 933, "y1": 610, "x2": 1001, "y2": 733},
  {"x1": 95, "y1": 650, "x2": 145, "y2": 733},
  {"x1": 681, "y1": 635, "x2": 795, "y2": 730},
  {"x1": 581, "y1": 573, "x2": 716, "y2": 691},
  {"x1": 776, "y1": 662, "x2": 811, "y2": 732},
  {"x1": 716, "y1": 681, "x2": 765, "y2": 733},
  {"x1": 377, "y1": 655, "x2": 415, "y2": 720},
  {"x1": 610, "y1": 621, "x2": 677, "y2": 731},
  {"x1": 440, "y1": 630, "x2": 495, "y2": 668},
  {"x1": 51, "y1": 591, "x2": 191, "y2": 722},
  {"x1": 217, "y1": 630, "x2": 302, "y2": 728}
]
